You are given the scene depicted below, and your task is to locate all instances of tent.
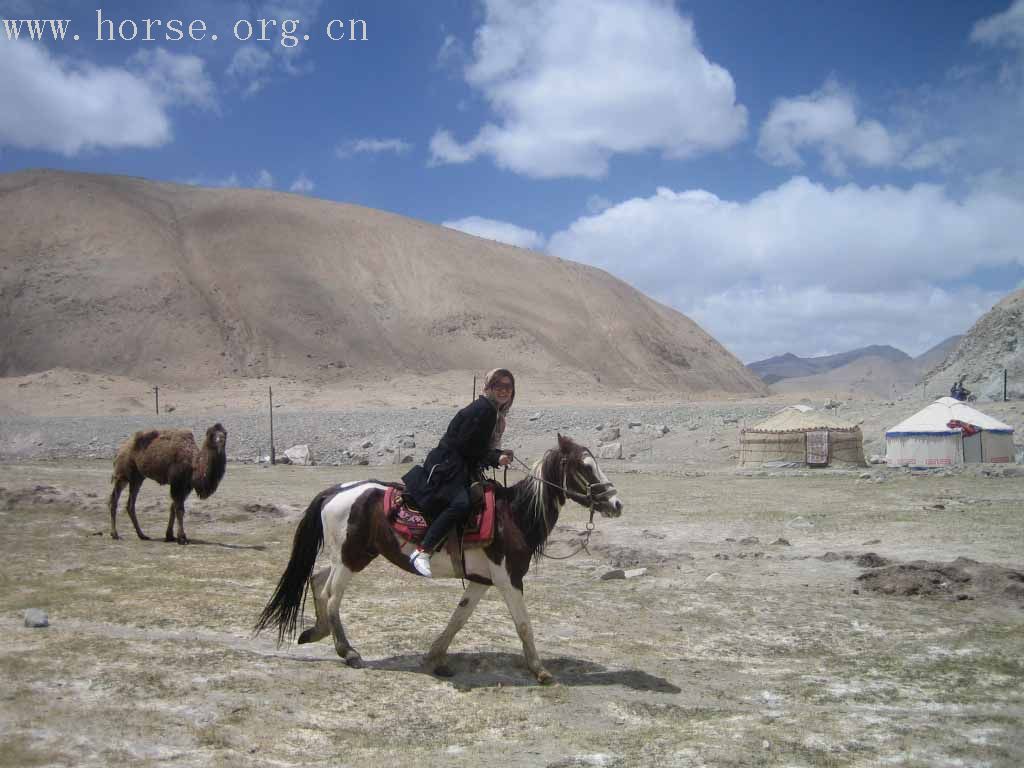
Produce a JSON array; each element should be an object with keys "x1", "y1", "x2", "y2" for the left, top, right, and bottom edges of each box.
[
  {"x1": 739, "y1": 406, "x2": 866, "y2": 467},
  {"x1": 885, "y1": 397, "x2": 1015, "y2": 468}
]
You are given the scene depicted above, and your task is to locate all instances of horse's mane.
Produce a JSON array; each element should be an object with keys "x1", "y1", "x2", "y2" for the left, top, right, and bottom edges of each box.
[{"x1": 506, "y1": 448, "x2": 568, "y2": 557}]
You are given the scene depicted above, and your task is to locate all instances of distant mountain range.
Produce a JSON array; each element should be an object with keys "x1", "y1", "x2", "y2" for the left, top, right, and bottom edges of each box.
[
  {"x1": 747, "y1": 337, "x2": 963, "y2": 398},
  {"x1": 749, "y1": 345, "x2": 912, "y2": 385}
]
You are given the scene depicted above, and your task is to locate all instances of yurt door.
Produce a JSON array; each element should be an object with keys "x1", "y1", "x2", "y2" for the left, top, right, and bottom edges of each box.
[
  {"x1": 963, "y1": 432, "x2": 982, "y2": 463},
  {"x1": 806, "y1": 430, "x2": 829, "y2": 466}
]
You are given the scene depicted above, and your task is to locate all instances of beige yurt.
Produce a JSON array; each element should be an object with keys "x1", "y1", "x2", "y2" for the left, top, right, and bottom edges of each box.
[
  {"x1": 739, "y1": 405, "x2": 866, "y2": 467},
  {"x1": 885, "y1": 397, "x2": 1015, "y2": 468}
]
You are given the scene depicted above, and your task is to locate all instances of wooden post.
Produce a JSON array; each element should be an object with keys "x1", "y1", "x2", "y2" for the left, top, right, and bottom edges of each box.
[
  {"x1": 473, "y1": 375, "x2": 477, "y2": 400},
  {"x1": 154, "y1": 386, "x2": 159, "y2": 415},
  {"x1": 1006, "y1": 369, "x2": 1009, "y2": 402},
  {"x1": 269, "y1": 386, "x2": 276, "y2": 465}
]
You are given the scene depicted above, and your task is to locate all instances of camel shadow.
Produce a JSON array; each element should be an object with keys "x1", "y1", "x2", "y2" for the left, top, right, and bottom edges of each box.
[
  {"x1": 184, "y1": 538, "x2": 267, "y2": 552},
  {"x1": 364, "y1": 652, "x2": 681, "y2": 692}
]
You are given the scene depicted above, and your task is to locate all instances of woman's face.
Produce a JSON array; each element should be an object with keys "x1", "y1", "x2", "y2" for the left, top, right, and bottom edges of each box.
[{"x1": 488, "y1": 377, "x2": 514, "y2": 406}]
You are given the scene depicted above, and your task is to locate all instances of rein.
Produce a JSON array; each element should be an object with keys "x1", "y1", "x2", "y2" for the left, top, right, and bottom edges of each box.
[{"x1": 509, "y1": 453, "x2": 616, "y2": 559}]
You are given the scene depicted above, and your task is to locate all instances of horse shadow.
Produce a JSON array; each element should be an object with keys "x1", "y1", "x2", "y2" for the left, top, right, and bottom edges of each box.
[{"x1": 364, "y1": 652, "x2": 681, "y2": 692}]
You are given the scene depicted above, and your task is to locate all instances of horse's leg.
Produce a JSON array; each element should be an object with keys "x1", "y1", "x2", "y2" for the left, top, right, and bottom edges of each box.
[
  {"x1": 492, "y1": 564, "x2": 554, "y2": 685},
  {"x1": 174, "y1": 492, "x2": 189, "y2": 545},
  {"x1": 424, "y1": 581, "x2": 489, "y2": 677},
  {"x1": 298, "y1": 567, "x2": 331, "y2": 645},
  {"x1": 325, "y1": 564, "x2": 362, "y2": 667},
  {"x1": 126, "y1": 474, "x2": 149, "y2": 540},
  {"x1": 108, "y1": 477, "x2": 127, "y2": 539}
]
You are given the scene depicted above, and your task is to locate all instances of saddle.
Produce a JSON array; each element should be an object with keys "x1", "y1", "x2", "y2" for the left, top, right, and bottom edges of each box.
[{"x1": 384, "y1": 482, "x2": 497, "y2": 551}]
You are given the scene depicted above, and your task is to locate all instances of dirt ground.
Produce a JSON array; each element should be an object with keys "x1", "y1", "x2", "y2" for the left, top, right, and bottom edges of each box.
[{"x1": 1, "y1": 458, "x2": 1022, "y2": 768}]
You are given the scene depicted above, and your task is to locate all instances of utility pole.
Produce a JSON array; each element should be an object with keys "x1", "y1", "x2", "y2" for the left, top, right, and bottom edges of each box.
[
  {"x1": 154, "y1": 386, "x2": 159, "y2": 415},
  {"x1": 1006, "y1": 369, "x2": 1009, "y2": 402},
  {"x1": 472, "y1": 375, "x2": 477, "y2": 400},
  {"x1": 269, "y1": 386, "x2": 276, "y2": 465}
]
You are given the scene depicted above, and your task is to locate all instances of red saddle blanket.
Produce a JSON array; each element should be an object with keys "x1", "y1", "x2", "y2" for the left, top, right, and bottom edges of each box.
[{"x1": 384, "y1": 485, "x2": 497, "y2": 549}]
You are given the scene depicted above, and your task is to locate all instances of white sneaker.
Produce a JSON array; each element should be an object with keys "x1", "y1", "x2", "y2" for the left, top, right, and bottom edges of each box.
[{"x1": 409, "y1": 549, "x2": 432, "y2": 578}]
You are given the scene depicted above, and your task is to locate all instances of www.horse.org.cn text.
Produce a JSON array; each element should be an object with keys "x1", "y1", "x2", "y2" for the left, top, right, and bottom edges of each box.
[{"x1": 1, "y1": 11, "x2": 368, "y2": 47}]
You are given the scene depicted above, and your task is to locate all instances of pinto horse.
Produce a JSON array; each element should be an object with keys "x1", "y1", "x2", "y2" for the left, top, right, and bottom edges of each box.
[{"x1": 254, "y1": 434, "x2": 623, "y2": 684}]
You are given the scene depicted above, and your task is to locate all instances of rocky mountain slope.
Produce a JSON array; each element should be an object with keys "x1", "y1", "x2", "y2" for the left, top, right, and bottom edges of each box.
[{"x1": 923, "y1": 288, "x2": 1023, "y2": 401}]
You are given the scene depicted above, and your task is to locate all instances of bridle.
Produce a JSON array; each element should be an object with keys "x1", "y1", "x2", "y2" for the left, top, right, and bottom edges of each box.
[{"x1": 510, "y1": 451, "x2": 617, "y2": 559}]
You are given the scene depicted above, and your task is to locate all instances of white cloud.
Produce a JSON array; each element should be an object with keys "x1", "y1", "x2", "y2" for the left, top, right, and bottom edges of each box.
[
  {"x1": 900, "y1": 138, "x2": 964, "y2": 171},
  {"x1": 443, "y1": 216, "x2": 545, "y2": 250},
  {"x1": 971, "y1": 0, "x2": 1024, "y2": 49},
  {"x1": 336, "y1": 138, "x2": 412, "y2": 158},
  {"x1": 548, "y1": 178, "x2": 1024, "y2": 360},
  {"x1": 0, "y1": 40, "x2": 178, "y2": 154},
  {"x1": 690, "y1": 285, "x2": 1004, "y2": 363},
  {"x1": 255, "y1": 169, "x2": 274, "y2": 188},
  {"x1": 227, "y1": 46, "x2": 274, "y2": 95},
  {"x1": 758, "y1": 81, "x2": 903, "y2": 176},
  {"x1": 436, "y1": 33, "x2": 465, "y2": 70},
  {"x1": 130, "y1": 48, "x2": 217, "y2": 111},
  {"x1": 289, "y1": 173, "x2": 314, "y2": 193},
  {"x1": 430, "y1": 0, "x2": 747, "y2": 178}
]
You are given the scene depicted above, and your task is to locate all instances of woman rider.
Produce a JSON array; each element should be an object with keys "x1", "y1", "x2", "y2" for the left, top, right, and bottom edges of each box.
[{"x1": 402, "y1": 369, "x2": 515, "y2": 577}]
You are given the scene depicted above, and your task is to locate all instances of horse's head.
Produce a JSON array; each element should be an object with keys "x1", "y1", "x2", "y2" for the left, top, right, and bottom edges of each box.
[{"x1": 556, "y1": 433, "x2": 624, "y2": 518}]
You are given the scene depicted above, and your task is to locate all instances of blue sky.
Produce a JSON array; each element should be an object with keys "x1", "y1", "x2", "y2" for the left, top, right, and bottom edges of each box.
[{"x1": 2, "y1": 0, "x2": 1023, "y2": 362}]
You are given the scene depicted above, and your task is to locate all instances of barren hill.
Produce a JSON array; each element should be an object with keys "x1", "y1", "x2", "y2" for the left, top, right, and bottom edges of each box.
[
  {"x1": 0, "y1": 170, "x2": 765, "y2": 397},
  {"x1": 923, "y1": 288, "x2": 1024, "y2": 401}
]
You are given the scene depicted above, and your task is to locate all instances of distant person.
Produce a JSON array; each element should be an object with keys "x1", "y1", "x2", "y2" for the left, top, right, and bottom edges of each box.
[{"x1": 402, "y1": 369, "x2": 516, "y2": 577}]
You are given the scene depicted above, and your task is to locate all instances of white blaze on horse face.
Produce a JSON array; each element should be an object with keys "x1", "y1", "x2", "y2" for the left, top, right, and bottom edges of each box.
[{"x1": 583, "y1": 455, "x2": 623, "y2": 517}]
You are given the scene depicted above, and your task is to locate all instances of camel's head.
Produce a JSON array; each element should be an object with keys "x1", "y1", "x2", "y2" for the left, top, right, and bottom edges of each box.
[{"x1": 205, "y1": 423, "x2": 228, "y2": 454}]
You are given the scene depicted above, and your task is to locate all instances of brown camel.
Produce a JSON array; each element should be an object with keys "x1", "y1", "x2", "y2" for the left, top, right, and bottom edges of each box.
[{"x1": 109, "y1": 423, "x2": 227, "y2": 544}]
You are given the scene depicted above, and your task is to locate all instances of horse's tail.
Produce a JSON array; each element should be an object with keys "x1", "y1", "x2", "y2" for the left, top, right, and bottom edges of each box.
[{"x1": 254, "y1": 488, "x2": 331, "y2": 646}]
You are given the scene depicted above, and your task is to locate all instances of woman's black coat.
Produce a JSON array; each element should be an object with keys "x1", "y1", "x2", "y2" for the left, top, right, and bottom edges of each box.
[{"x1": 401, "y1": 395, "x2": 504, "y2": 517}]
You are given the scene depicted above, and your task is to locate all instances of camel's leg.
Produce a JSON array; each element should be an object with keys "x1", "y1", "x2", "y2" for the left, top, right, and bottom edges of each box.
[
  {"x1": 108, "y1": 477, "x2": 127, "y2": 539},
  {"x1": 167, "y1": 484, "x2": 189, "y2": 544},
  {"x1": 492, "y1": 568, "x2": 553, "y2": 684},
  {"x1": 125, "y1": 475, "x2": 149, "y2": 540},
  {"x1": 175, "y1": 500, "x2": 188, "y2": 545},
  {"x1": 324, "y1": 564, "x2": 362, "y2": 667},
  {"x1": 298, "y1": 567, "x2": 332, "y2": 645},
  {"x1": 424, "y1": 581, "x2": 489, "y2": 677},
  {"x1": 164, "y1": 498, "x2": 176, "y2": 542}
]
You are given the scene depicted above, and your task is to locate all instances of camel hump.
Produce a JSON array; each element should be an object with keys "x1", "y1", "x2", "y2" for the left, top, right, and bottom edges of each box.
[
  {"x1": 131, "y1": 430, "x2": 162, "y2": 452},
  {"x1": 132, "y1": 430, "x2": 163, "y2": 454}
]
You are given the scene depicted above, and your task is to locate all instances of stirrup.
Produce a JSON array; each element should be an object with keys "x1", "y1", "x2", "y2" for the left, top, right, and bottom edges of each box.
[{"x1": 409, "y1": 549, "x2": 432, "y2": 578}]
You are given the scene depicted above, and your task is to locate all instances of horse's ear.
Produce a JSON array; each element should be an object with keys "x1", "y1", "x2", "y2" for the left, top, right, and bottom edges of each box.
[{"x1": 557, "y1": 433, "x2": 573, "y2": 453}]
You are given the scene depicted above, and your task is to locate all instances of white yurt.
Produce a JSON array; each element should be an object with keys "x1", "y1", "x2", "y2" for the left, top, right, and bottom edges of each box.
[
  {"x1": 739, "y1": 405, "x2": 866, "y2": 467},
  {"x1": 885, "y1": 397, "x2": 1015, "y2": 468}
]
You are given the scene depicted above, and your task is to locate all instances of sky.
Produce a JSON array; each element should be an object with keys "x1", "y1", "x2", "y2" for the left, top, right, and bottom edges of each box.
[{"x1": 2, "y1": 0, "x2": 1023, "y2": 363}]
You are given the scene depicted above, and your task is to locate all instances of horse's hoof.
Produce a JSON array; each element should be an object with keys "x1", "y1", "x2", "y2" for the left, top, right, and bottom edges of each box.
[
  {"x1": 164, "y1": 535, "x2": 175, "y2": 543},
  {"x1": 177, "y1": 537, "x2": 189, "y2": 545},
  {"x1": 297, "y1": 628, "x2": 315, "y2": 645},
  {"x1": 344, "y1": 653, "x2": 364, "y2": 669},
  {"x1": 110, "y1": 532, "x2": 120, "y2": 540},
  {"x1": 138, "y1": 534, "x2": 150, "y2": 541},
  {"x1": 432, "y1": 664, "x2": 455, "y2": 678},
  {"x1": 536, "y1": 670, "x2": 556, "y2": 685}
]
